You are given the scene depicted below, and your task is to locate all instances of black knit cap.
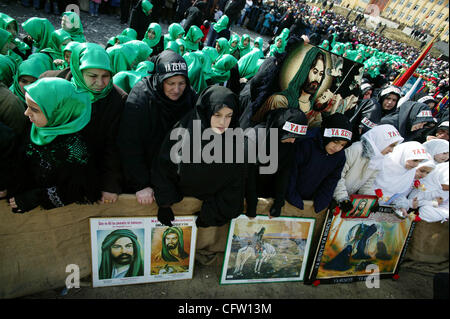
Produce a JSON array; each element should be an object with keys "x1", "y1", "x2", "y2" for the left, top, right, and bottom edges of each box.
[
  {"x1": 321, "y1": 113, "x2": 352, "y2": 146},
  {"x1": 154, "y1": 50, "x2": 189, "y2": 85}
]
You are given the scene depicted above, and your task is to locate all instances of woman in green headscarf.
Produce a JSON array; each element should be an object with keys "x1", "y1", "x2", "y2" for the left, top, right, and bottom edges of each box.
[
  {"x1": 206, "y1": 14, "x2": 229, "y2": 47},
  {"x1": 238, "y1": 34, "x2": 251, "y2": 58},
  {"x1": 113, "y1": 60, "x2": 154, "y2": 93},
  {"x1": 208, "y1": 54, "x2": 238, "y2": 85},
  {"x1": 143, "y1": 22, "x2": 162, "y2": 56},
  {"x1": 68, "y1": 42, "x2": 127, "y2": 204},
  {"x1": 41, "y1": 29, "x2": 72, "y2": 69},
  {"x1": 124, "y1": 40, "x2": 152, "y2": 68},
  {"x1": 228, "y1": 34, "x2": 240, "y2": 59},
  {"x1": 61, "y1": 11, "x2": 86, "y2": 43},
  {"x1": 331, "y1": 42, "x2": 344, "y2": 55},
  {"x1": 106, "y1": 44, "x2": 139, "y2": 74},
  {"x1": 166, "y1": 40, "x2": 180, "y2": 55},
  {"x1": 253, "y1": 37, "x2": 264, "y2": 59},
  {"x1": 319, "y1": 40, "x2": 330, "y2": 51},
  {"x1": 269, "y1": 35, "x2": 285, "y2": 56},
  {"x1": 8, "y1": 77, "x2": 101, "y2": 213},
  {"x1": 0, "y1": 29, "x2": 13, "y2": 55},
  {"x1": 184, "y1": 25, "x2": 204, "y2": 53},
  {"x1": 280, "y1": 28, "x2": 290, "y2": 42},
  {"x1": 21, "y1": 17, "x2": 55, "y2": 52},
  {"x1": 183, "y1": 51, "x2": 208, "y2": 94},
  {"x1": 176, "y1": 38, "x2": 186, "y2": 56},
  {"x1": 0, "y1": 13, "x2": 18, "y2": 37},
  {"x1": 121, "y1": 28, "x2": 138, "y2": 40},
  {"x1": 10, "y1": 57, "x2": 51, "y2": 103},
  {"x1": 215, "y1": 37, "x2": 230, "y2": 62},
  {"x1": 238, "y1": 47, "x2": 264, "y2": 80},
  {"x1": 164, "y1": 23, "x2": 185, "y2": 50}
]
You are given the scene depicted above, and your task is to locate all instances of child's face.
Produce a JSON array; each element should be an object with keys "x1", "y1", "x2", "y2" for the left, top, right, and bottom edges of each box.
[
  {"x1": 414, "y1": 166, "x2": 434, "y2": 180},
  {"x1": 325, "y1": 140, "x2": 347, "y2": 155},
  {"x1": 434, "y1": 152, "x2": 449, "y2": 163}
]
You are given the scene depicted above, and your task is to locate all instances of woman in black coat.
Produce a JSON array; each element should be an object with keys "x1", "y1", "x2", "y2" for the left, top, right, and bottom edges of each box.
[
  {"x1": 152, "y1": 85, "x2": 246, "y2": 228},
  {"x1": 118, "y1": 50, "x2": 197, "y2": 205}
]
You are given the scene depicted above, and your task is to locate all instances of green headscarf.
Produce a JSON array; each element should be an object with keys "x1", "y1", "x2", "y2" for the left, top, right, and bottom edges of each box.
[
  {"x1": 253, "y1": 37, "x2": 264, "y2": 58},
  {"x1": 21, "y1": 17, "x2": 55, "y2": 51},
  {"x1": 184, "y1": 51, "x2": 207, "y2": 94},
  {"x1": 213, "y1": 15, "x2": 229, "y2": 34},
  {"x1": 164, "y1": 23, "x2": 185, "y2": 49},
  {"x1": 98, "y1": 229, "x2": 144, "y2": 279},
  {"x1": 61, "y1": 12, "x2": 86, "y2": 43},
  {"x1": 160, "y1": 227, "x2": 188, "y2": 262},
  {"x1": 0, "y1": 54, "x2": 16, "y2": 86},
  {"x1": 269, "y1": 35, "x2": 285, "y2": 56},
  {"x1": 27, "y1": 52, "x2": 54, "y2": 70},
  {"x1": 143, "y1": 23, "x2": 162, "y2": 48},
  {"x1": 228, "y1": 34, "x2": 240, "y2": 55},
  {"x1": 238, "y1": 48, "x2": 262, "y2": 79},
  {"x1": 215, "y1": 37, "x2": 230, "y2": 61},
  {"x1": 176, "y1": 38, "x2": 186, "y2": 56},
  {"x1": 135, "y1": 61, "x2": 154, "y2": 74},
  {"x1": 166, "y1": 40, "x2": 180, "y2": 55},
  {"x1": 210, "y1": 54, "x2": 238, "y2": 84},
  {"x1": 0, "y1": 28, "x2": 12, "y2": 54},
  {"x1": 123, "y1": 40, "x2": 152, "y2": 66},
  {"x1": 0, "y1": 13, "x2": 18, "y2": 36},
  {"x1": 107, "y1": 35, "x2": 132, "y2": 47},
  {"x1": 106, "y1": 44, "x2": 139, "y2": 74},
  {"x1": 70, "y1": 42, "x2": 113, "y2": 102},
  {"x1": 142, "y1": 0, "x2": 153, "y2": 15},
  {"x1": 120, "y1": 28, "x2": 138, "y2": 40},
  {"x1": 280, "y1": 28, "x2": 290, "y2": 42},
  {"x1": 24, "y1": 78, "x2": 92, "y2": 146},
  {"x1": 201, "y1": 46, "x2": 218, "y2": 79},
  {"x1": 184, "y1": 25, "x2": 203, "y2": 52},
  {"x1": 331, "y1": 42, "x2": 344, "y2": 55},
  {"x1": 319, "y1": 40, "x2": 330, "y2": 51},
  {"x1": 279, "y1": 46, "x2": 325, "y2": 109},
  {"x1": 41, "y1": 29, "x2": 72, "y2": 61},
  {"x1": 10, "y1": 57, "x2": 51, "y2": 102},
  {"x1": 113, "y1": 71, "x2": 145, "y2": 94},
  {"x1": 238, "y1": 34, "x2": 251, "y2": 58}
]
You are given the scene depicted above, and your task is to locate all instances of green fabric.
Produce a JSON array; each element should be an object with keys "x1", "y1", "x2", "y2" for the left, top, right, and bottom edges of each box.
[
  {"x1": 319, "y1": 40, "x2": 330, "y2": 51},
  {"x1": 61, "y1": 12, "x2": 86, "y2": 43},
  {"x1": 280, "y1": 28, "x2": 290, "y2": 42},
  {"x1": 201, "y1": 46, "x2": 218, "y2": 79},
  {"x1": 213, "y1": 15, "x2": 229, "y2": 33},
  {"x1": 143, "y1": 23, "x2": 161, "y2": 48},
  {"x1": 238, "y1": 47, "x2": 262, "y2": 79},
  {"x1": 141, "y1": 0, "x2": 153, "y2": 15},
  {"x1": 21, "y1": 17, "x2": 55, "y2": 51},
  {"x1": 215, "y1": 37, "x2": 230, "y2": 61},
  {"x1": 269, "y1": 35, "x2": 285, "y2": 56},
  {"x1": 238, "y1": 34, "x2": 251, "y2": 58},
  {"x1": 331, "y1": 42, "x2": 344, "y2": 55},
  {"x1": 0, "y1": 13, "x2": 18, "y2": 36},
  {"x1": 113, "y1": 71, "x2": 145, "y2": 94},
  {"x1": 70, "y1": 42, "x2": 113, "y2": 102},
  {"x1": 176, "y1": 38, "x2": 186, "y2": 56},
  {"x1": 13, "y1": 38, "x2": 30, "y2": 54},
  {"x1": 210, "y1": 54, "x2": 237, "y2": 84},
  {"x1": 98, "y1": 229, "x2": 144, "y2": 280},
  {"x1": 24, "y1": 78, "x2": 91, "y2": 146},
  {"x1": 41, "y1": 29, "x2": 72, "y2": 61},
  {"x1": 160, "y1": 227, "x2": 188, "y2": 262},
  {"x1": 253, "y1": 37, "x2": 264, "y2": 58},
  {"x1": 166, "y1": 40, "x2": 180, "y2": 55},
  {"x1": 184, "y1": 25, "x2": 203, "y2": 52},
  {"x1": 121, "y1": 28, "x2": 138, "y2": 40},
  {"x1": 184, "y1": 51, "x2": 207, "y2": 94},
  {"x1": 279, "y1": 46, "x2": 323, "y2": 110},
  {"x1": 0, "y1": 28, "x2": 12, "y2": 54},
  {"x1": 106, "y1": 44, "x2": 139, "y2": 74},
  {"x1": 135, "y1": 61, "x2": 154, "y2": 74},
  {"x1": 123, "y1": 40, "x2": 152, "y2": 66},
  {"x1": 164, "y1": 23, "x2": 185, "y2": 49},
  {"x1": 27, "y1": 52, "x2": 53, "y2": 70},
  {"x1": 10, "y1": 57, "x2": 51, "y2": 102},
  {"x1": 62, "y1": 41, "x2": 79, "y2": 56},
  {"x1": 107, "y1": 35, "x2": 132, "y2": 47},
  {"x1": 0, "y1": 54, "x2": 16, "y2": 86},
  {"x1": 228, "y1": 34, "x2": 240, "y2": 54}
]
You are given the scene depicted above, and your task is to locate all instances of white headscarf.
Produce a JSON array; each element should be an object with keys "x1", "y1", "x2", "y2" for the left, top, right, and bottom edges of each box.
[
  {"x1": 361, "y1": 124, "x2": 404, "y2": 170},
  {"x1": 423, "y1": 139, "x2": 449, "y2": 163},
  {"x1": 420, "y1": 162, "x2": 449, "y2": 200},
  {"x1": 374, "y1": 141, "x2": 430, "y2": 197}
]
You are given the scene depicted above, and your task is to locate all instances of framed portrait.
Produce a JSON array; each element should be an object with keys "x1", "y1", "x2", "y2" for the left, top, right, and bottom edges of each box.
[
  {"x1": 220, "y1": 215, "x2": 315, "y2": 285},
  {"x1": 343, "y1": 195, "x2": 379, "y2": 219},
  {"x1": 90, "y1": 216, "x2": 197, "y2": 288},
  {"x1": 307, "y1": 207, "x2": 416, "y2": 285}
]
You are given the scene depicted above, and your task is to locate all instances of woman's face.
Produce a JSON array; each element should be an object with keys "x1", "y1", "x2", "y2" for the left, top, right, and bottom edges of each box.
[
  {"x1": 148, "y1": 29, "x2": 156, "y2": 40},
  {"x1": 163, "y1": 75, "x2": 187, "y2": 101},
  {"x1": 82, "y1": 68, "x2": 111, "y2": 92},
  {"x1": 210, "y1": 106, "x2": 233, "y2": 134},
  {"x1": 276, "y1": 39, "x2": 282, "y2": 48},
  {"x1": 243, "y1": 38, "x2": 250, "y2": 46},
  {"x1": 380, "y1": 142, "x2": 398, "y2": 155},
  {"x1": 434, "y1": 152, "x2": 449, "y2": 163},
  {"x1": 325, "y1": 140, "x2": 347, "y2": 155},
  {"x1": 405, "y1": 159, "x2": 423, "y2": 170},
  {"x1": 24, "y1": 93, "x2": 48, "y2": 127},
  {"x1": 231, "y1": 41, "x2": 238, "y2": 48},
  {"x1": 64, "y1": 51, "x2": 72, "y2": 64},
  {"x1": 215, "y1": 42, "x2": 221, "y2": 53},
  {"x1": 254, "y1": 42, "x2": 259, "y2": 48},
  {"x1": 414, "y1": 166, "x2": 434, "y2": 180},
  {"x1": 19, "y1": 75, "x2": 37, "y2": 95}
]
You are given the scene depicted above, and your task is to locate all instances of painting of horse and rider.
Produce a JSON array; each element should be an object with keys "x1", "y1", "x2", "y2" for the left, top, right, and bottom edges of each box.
[{"x1": 220, "y1": 215, "x2": 315, "y2": 284}]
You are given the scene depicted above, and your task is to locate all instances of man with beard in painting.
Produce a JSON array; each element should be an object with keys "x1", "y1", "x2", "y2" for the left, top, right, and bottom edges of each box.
[
  {"x1": 155, "y1": 227, "x2": 189, "y2": 262},
  {"x1": 98, "y1": 229, "x2": 144, "y2": 279}
]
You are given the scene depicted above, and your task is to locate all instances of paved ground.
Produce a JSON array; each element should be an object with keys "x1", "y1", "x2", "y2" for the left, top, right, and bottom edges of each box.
[{"x1": 2, "y1": 1, "x2": 445, "y2": 302}]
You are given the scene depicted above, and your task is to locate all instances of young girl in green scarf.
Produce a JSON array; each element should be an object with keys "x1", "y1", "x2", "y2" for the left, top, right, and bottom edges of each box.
[
  {"x1": 239, "y1": 34, "x2": 251, "y2": 58},
  {"x1": 184, "y1": 25, "x2": 204, "y2": 53},
  {"x1": 228, "y1": 34, "x2": 240, "y2": 59},
  {"x1": 8, "y1": 77, "x2": 101, "y2": 213},
  {"x1": 269, "y1": 35, "x2": 285, "y2": 56},
  {"x1": 21, "y1": 17, "x2": 55, "y2": 52},
  {"x1": 164, "y1": 23, "x2": 185, "y2": 50}
]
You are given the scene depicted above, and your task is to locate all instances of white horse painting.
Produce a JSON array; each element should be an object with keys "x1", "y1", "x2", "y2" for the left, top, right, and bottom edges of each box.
[{"x1": 233, "y1": 242, "x2": 277, "y2": 276}]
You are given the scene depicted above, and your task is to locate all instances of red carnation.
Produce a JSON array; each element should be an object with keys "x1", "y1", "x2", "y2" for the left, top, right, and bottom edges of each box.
[
  {"x1": 312, "y1": 280, "x2": 320, "y2": 287},
  {"x1": 393, "y1": 274, "x2": 400, "y2": 281},
  {"x1": 375, "y1": 189, "x2": 383, "y2": 198},
  {"x1": 414, "y1": 215, "x2": 422, "y2": 222},
  {"x1": 414, "y1": 180, "x2": 421, "y2": 188},
  {"x1": 333, "y1": 207, "x2": 341, "y2": 216}
]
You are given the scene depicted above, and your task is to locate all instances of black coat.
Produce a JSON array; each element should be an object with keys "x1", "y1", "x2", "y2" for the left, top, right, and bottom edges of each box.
[{"x1": 129, "y1": 0, "x2": 153, "y2": 40}]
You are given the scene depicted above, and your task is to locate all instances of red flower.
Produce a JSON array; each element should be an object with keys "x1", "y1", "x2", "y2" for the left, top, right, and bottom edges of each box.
[
  {"x1": 414, "y1": 215, "x2": 422, "y2": 222},
  {"x1": 414, "y1": 180, "x2": 421, "y2": 188},
  {"x1": 393, "y1": 274, "x2": 400, "y2": 281},
  {"x1": 375, "y1": 189, "x2": 383, "y2": 198},
  {"x1": 312, "y1": 280, "x2": 320, "y2": 287},
  {"x1": 333, "y1": 207, "x2": 341, "y2": 216}
]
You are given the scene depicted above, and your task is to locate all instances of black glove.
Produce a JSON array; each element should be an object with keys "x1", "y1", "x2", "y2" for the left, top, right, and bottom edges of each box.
[
  {"x1": 158, "y1": 206, "x2": 175, "y2": 227},
  {"x1": 269, "y1": 204, "x2": 282, "y2": 218},
  {"x1": 246, "y1": 202, "x2": 257, "y2": 218},
  {"x1": 371, "y1": 203, "x2": 380, "y2": 213},
  {"x1": 339, "y1": 200, "x2": 354, "y2": 213},
  {"x1": 12, "y1": 189, "x2": 42, "y2": 213}
]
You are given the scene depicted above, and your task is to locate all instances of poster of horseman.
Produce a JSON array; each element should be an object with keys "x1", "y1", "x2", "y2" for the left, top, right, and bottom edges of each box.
[{"x1": 220, "y1": 215, "x2": 315, "y2": 284}]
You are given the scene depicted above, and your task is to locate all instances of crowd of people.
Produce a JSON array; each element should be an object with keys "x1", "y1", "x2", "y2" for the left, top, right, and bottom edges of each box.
[{"x1": 0, "y1": 0, "x2": 448, "y2": 228}]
